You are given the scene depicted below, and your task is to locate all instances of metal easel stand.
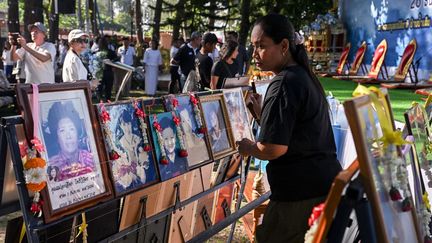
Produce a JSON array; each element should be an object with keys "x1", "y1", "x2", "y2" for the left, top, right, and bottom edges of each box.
[{"x1": 327, "y1": 178, "x2": 377, "y2": 243}]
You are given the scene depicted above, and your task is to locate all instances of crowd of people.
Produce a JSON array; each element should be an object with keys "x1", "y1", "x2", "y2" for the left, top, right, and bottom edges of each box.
[{"x1": 2, "y1": 22, "x2": 251, "y2": 101}]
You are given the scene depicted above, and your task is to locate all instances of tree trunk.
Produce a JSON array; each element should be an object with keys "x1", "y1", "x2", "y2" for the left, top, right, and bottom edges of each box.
[
  {"x1": 208, "y1": 0, "x2": 216, "y2": 30},
  {"x1": 238, "y1": 0, "x2": 251, "y2": 46},
  {"x1": 89, "y1": 0, "x2": 99, "y2": 35},
  {"x1": 135, "y1": 0, "x2": 143, "y2": 44},
  {"x1": 152, "y1": 0, "x2": 163, "y2": 41},
  {"x1": 49, "y1": 0, "x2": 59, "y2": 43},
  {"x1": 7, "y1": 0, "x2": 20, "y2": 33},
  {"x1": 172, "y1": 0, "x2": 185, "y2": 41},
  {"x1": 24, "y1": 0, "x2": 44, "y2": 40}
]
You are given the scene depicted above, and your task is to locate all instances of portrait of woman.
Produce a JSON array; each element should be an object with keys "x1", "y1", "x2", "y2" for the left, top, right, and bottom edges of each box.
[
  {"x1": 46, "y1": 101, "x2": 95, "y2": 181},
  {"x1": 202, "y1": 101, "x2": 230, "y2": 154},
  {"x1": 47, "y1": 165, "x2": 60, "y2": 182},
  {"x1": 150, "y1": 112, "x2": 188, "y2": 181},
  {"x1": 223, "y1": 89, "x2": 253, "y2": 142},
  {"x1": 101, "y1": 103, "x2": 158, "y2": 194},
  {"x1": 164, "y1": 95, "x2": 212, "y2": 167}
]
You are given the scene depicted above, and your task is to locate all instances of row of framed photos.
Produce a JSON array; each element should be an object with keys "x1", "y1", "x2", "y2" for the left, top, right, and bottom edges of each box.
[{"x1": 15, "y1": 81, "x2": 269, "y2": 223}]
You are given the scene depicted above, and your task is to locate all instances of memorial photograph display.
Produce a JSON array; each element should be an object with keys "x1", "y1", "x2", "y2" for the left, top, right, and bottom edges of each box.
[
  {"x1": 163, "y1": 94, "x2": 213, "y2": 168},
  {"x1": 223, "y1": 88, "x2": 254, "y2": 142},
  {"x1": 96, "y1": 101, "x2": 159, "y2": 196},
  {"x1": 149, "y1": 112, "x2": 188, "y2": 181},
  {"x1": 199, "y1": 94, "x2": 236, "y2": 160},
  {"x1": 344, "y1": 94, "x2": 421, "y2": 242},
  {"x1": 15, "y1": 82, "x2": 112, "y2": 222}
]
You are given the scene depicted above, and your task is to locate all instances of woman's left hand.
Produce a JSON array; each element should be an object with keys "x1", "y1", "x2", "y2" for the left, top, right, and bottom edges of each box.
[{"x1": 236, "y1": 138, "x2": 255, "y2": 156}]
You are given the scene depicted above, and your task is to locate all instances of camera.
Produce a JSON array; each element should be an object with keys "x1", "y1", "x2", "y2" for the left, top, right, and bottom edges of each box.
[{"x1": 9, "y1": 33, "x2": 20, "y2": 46}]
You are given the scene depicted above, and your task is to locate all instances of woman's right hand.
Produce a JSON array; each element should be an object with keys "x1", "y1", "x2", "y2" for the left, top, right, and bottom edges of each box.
[{"x1": 246, "y1": 92, "x2": 262, "y2": 122}]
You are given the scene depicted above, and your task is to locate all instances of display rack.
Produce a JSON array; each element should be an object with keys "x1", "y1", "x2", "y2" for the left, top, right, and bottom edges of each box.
[{"x1": 1, "y1": 113, "x2": 270, "y2": 243}]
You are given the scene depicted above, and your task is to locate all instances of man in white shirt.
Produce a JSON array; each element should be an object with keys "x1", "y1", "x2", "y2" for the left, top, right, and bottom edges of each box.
[
  {"x1": 10, "y1": 22, "x2": 56, "y2": 84},
  {"x1": 117, "y1": 37, "x2": 135, "y2": 66}
]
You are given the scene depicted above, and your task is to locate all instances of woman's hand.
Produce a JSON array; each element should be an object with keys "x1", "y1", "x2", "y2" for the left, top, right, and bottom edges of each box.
[{"x1": 245, "y1": 92, "x2": 262, "y2": 122}]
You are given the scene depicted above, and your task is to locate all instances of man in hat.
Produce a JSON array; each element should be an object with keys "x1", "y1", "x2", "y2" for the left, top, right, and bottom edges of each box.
[
  {"x1": 170, "y1": 31, "x2": 202, "y2": 93},
  {"x1": 9, "y1": 22, "x2": 56, "y2": 84}
]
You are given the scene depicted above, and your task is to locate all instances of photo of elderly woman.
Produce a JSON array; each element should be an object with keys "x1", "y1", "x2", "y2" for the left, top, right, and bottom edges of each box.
[
  {"x1": 150, "y1": 112, "x2": 188, "y2": 181},
  {"x1": 202, "y1": 101, "x2": 230, "y2": 154},
  {"x1": 223, "y1": 88, "x2": 253, "y2": 142},
  {"x1": 44, "y1": 101, "x2": 95, "y2": 181},
  {"x1": 101, "y1": 103, "x2": 158, "y2": 194},
  {"x1": 164, "y1": 95, "x2": 212, "y2": 167}
]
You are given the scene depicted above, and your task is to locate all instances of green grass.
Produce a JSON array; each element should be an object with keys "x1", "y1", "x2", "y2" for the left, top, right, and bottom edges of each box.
[{"x1": 319, "y1": 77, "x2": 425, "y2": 122}]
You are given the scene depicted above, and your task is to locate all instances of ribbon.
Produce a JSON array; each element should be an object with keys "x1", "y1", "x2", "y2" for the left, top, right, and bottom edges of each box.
[
  {"x1": 19, "y1": 223, "x2": 26, "y2": 243},
  {"x1": 76, "y1": 213, "x2": 88, "y2": 242},
  {"x1": 424, "y1": 193, "x2": 431, "y2": 211},
  {"x1": 352, "y1": 84, "x2": 407, "y2": 149}
]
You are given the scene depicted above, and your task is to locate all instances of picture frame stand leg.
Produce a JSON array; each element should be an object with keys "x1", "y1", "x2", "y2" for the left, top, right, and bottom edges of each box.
[
  {"x1": 327, "y1": 178, "x2": 377, "y2": 243},
  {"x1": 201, "y1": 206, "x2": 212, "y2": 230},
  {"x1": 173, "y1": 181, "x2": 182, "y2": 212},
  {"x1": 136, "y1": 196, "x2": 148, "y2": 243}
]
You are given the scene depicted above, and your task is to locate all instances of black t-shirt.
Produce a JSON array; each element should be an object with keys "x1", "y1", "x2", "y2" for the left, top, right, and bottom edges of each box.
[
  {"x1": 211, "y1": 60, "x2": 238, "y2": 89},
  {"x1": 174, "y1": 44, "x2": 196, "y2": 77},
  {"x1": 196, "y1": 52, "x2": 213, "y2": 89},
  {"x1": 258, "y1": 65, "x2": 341, "y2": 202},
  {"x1": 233, "y1": 45, "x2": 249, "y2": 75}
]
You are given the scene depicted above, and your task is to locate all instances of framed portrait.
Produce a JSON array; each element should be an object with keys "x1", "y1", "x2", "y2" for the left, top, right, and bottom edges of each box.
[
  {"x1": 223, "y1": 88, "x2": 254, "y2": 142},
  {"x1": 199, "y1": 93, "x2": 236, "y2": 160},
  {"x1": 163, "y1": 94, "x2": 213, "y2": 168},
  {"x1": 15, "y1": 82, "x2": 113, "y2": 223},
  {"x1": 404, "y1": 104, "x2": 432, "y2": 206},
  {"x1": 96, "y1": 101, "x2": 159, "y2": 196},
  {"x1": 149, "y1": 112, "x2": 188, "y2": 181},
  {"x1": 344, "y1": 95, "x2": 422, "y2": 242}
]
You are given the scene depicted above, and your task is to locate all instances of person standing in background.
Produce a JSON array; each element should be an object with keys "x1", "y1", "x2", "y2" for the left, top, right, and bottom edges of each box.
[
  {"x1": 226, "y1": 31, "x2": 249, "y2": 76},
  {"x1": 117, "y1": 37, "x2": 135, "y2": 67},
  {"x1": 196, "y1": 33, "x2": 218, "y2": 89},
  {"x1": 169, "y1": 38, "x2": 182, "y2": 93},
  {"x1": 1, "y1": 41, "x2": 15, "y2": 83},
  {"x1": 143, "y1": 40, "x2": 163, "y2": 96},
  {"x1": 93, "y1": 37, "x2": 119, "y2": 101},
  {"x1": 210, "y1": 40, "x2": 239, "y2": 89},
  {"x1": 62, "y1": 29, "x2": 90, "y2": 82},
  {"x1": 9, "y1": 22, "x2": 56, "y2": 84}
]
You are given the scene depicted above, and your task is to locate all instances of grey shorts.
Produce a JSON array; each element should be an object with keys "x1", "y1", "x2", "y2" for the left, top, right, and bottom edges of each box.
[{"x1": 255, "y1": 196, "x2": 326, "y2": 243}]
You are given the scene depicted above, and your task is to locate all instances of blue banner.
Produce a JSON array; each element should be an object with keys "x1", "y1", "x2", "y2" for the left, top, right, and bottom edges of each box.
[{"x1": 341, "y1": 0, "x2": 432, "y2": 78}]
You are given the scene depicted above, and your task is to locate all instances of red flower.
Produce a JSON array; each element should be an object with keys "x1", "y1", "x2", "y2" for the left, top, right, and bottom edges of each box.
[
  {"x1": 401, "y1": 198, "x2": 412, "y2": 212},
  {"x1": 30, "y1": 201, "x2": 42, "y2": 214},
  {"x1": 100, "y1": 110, "x2": 111, "y2": 122},
  {"x1": 190, "y1": 94, "x2": 198, "y2": 105},
  {"x1": 173, "y1": 115, "x2": 181, "y2": 126},
  {"x1": 19, "y1": 141, "x2": 29, "y2": 158},
  {"x1": 308, "y1": 203, "x2": 325, "y2": 226},
  {"x1": 153, "y1": 120, "x2": 162, "y2": 131},
  {"x1": 172, "y1": 98, "x2": 179, "y2": 108},
  {"x1": 389, "y1": 187, "x2": 402, "y2": 201},
  {"x1": 109, "y1": 150, "x2": 120, "y2": 160},
  {"x1": 160, "y1": 156, "x2": 169, "y2": 165},
  {"x1": 179, "y1": 149, "x2": 188, "y2": 157},
  {"x1": 135, "y1": 108, "x2": 145, "y2": 118},
  {"x1": 198, "y1": 126, "x2": 207, "y2": 134},
  {"x1": 143, "y1": 144, "x2": 151, "y2": 152}
]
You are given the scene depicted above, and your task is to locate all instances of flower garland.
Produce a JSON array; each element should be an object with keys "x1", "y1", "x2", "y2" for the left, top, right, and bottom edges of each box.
[
  {"x1": 304, "y1": 203, "x2": 325, "y2": 243},
  {"x1": 98, "y1": 103, "x2": 121, "y2": 160},
  {"x1": 172, "y1": 112, "x2": 188, "y2": 157},
  {"x1": 133, "y1": 100, "x2": 151, "y2": 152},
  {"x1": 152, "y1": 115, "x2": 169, "y2": 165},
  {"x1": 189, "y1": 94, "x2": 206, "y2": 134}
]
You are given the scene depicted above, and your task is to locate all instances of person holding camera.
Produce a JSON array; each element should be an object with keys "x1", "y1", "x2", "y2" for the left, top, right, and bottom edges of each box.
[{"x1": 9, "y1": 22, "x2": 56, "y2": 84}]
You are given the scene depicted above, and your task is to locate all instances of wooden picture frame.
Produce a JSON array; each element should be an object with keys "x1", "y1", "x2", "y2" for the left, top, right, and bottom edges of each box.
[
  {"x1": 223, "y1": 88, "x2": 254, "y2": 142},
  {"x1": 95, "y1": 101, "x2": 159, "y2": 196},
  {"x1": 149, "y1": 112, "x2": 189, "y2": 181},
  {"x1": 344, "y1": 95, "x2": 421, "y2": 242},
  {"x1": 163, "y1": 94, "x2": 213, "y2": 169},
  {"x1": 199, "y1": 93, "x2": 236, "y2": 160},
  {"x1": 404, "y1": 104, "x2": 432, "y2": 207},
  {"x1": 15, "y1": 82, "x2": 113, "y2": 223}
]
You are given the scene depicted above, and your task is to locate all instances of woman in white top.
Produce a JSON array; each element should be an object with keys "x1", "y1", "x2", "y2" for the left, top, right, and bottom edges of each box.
[
  {"x1": 62, "y1": 29, "x2": 89, "y2": 82},
  {"x1": 1, "y1": 41, "x2": 15, "y2": 81},
  {"x1": 143, "y1": 40, "x2": 163, "y2": 96}
]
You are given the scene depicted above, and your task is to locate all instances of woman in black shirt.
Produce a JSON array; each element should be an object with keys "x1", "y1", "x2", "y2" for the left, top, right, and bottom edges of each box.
[
  {"x1": 210, "y1": 40, "x2": 239, "y2": 89},
  {"x1": 237, "y1": 13, "x2": 342, "y2": 243}
]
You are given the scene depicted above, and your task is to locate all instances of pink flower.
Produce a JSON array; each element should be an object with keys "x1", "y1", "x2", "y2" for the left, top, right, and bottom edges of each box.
[
  {"x1": 31, "y1": 138, "x2": 45, "y2": 152},
  {"x1": 153, "y1": 120, "x2": 162, "y2": 132},
  {"x1": 19, "y1": 141, "x2": 29, "y2": 158},
  {"x1": 190, "y1": 94, "x2": 198, "y2": 105},
  {"x1": 172, "y1": 98, "x2": 179, "y2": 108},
  {"x1": 135, "y1": 108, "x2": 145, "y2": 118},
  {"x1": 173, "y1": 115, "x2": 181, "y2": 126}
]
